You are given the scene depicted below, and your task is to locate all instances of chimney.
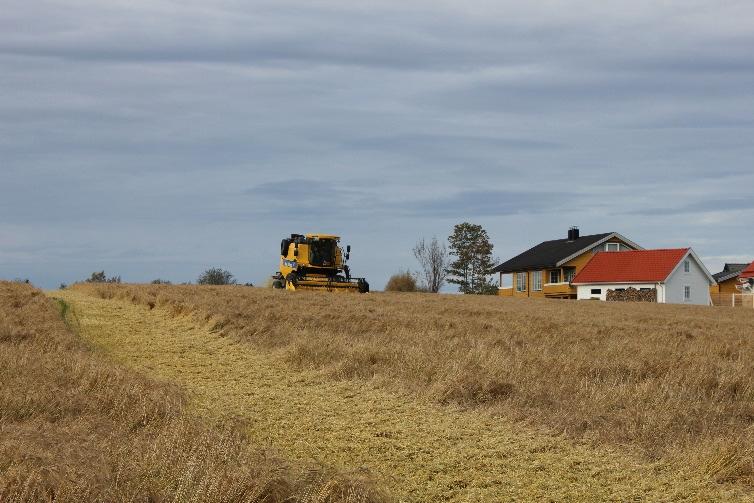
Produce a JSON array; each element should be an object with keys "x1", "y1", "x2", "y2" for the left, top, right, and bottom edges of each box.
[{"x1": 568, "y1": 226, "x2": 580, "y2": 241}]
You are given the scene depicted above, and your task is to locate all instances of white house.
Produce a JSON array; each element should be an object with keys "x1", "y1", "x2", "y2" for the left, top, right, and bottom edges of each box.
[{"x1": 571, "y1": 248, "x2": 715, "y2": 305}]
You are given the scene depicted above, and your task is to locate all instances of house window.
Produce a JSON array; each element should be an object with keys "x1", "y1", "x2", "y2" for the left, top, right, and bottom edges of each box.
[
  {"x1": 591, "y1": 288, "x2": 602, "y2": 295},
  {"x1": 564, "y1": 269, "x2": 575, "y2": 283},
  {"x1": 532, "y1": 271, "x2": 543, "y2": 291},
  {"x1": 684, "y1": 260, "x2": 690, "y2": 273},
  {"x1": 605, "y1": 242, "x2": 620, "y2": 252},
  {"x1": 684, "y1": 286, "x2": 691, "y2": 301},
  {"x1": 549, "y1": 270, "x2": 560, "y2": 284},
  {"x1": 615, "y1": 288, "x2": 625, "y2": 292},
  {"x1": 499, "y1": 273, "x2": 512, "y2": 288},
  {"x1": 516, "y1": 272, "x2": 527, "y2": 292}
]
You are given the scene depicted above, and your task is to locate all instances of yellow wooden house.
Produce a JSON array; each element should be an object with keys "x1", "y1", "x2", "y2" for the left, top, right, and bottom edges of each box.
[
  {"x1": 710, "y1": 263, "x2": 750, "y2": 305},
  {"x1": 493, "y1": 227, "x2": 642, "y2": 299}
]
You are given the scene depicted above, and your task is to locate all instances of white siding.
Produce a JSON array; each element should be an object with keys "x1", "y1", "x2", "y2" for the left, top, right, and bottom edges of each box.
[{"x1": 664, "y1": 254, "x2": 713, "y2": 305}]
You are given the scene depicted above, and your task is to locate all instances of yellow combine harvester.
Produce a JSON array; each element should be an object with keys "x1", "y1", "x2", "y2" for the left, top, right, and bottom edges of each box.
[{"x1": 271, "y1": 233, "x2": 369, "y2": 293}]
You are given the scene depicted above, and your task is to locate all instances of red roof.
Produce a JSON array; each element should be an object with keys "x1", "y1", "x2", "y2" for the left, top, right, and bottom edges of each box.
[
  {"x1": 741, "y1": 261, "x2": 754, "y2": 279},
  {"x1": 572, "y1": 248, "x2": 690, "y2": 284}
]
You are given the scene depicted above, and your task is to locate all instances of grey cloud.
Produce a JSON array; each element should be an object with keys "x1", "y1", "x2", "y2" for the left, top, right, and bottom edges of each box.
[
  {"x1": 244, "y1": 180, "x2": 383, "y2": 219},
  {"x1": 245, "y1": 182, "x2": 572, "y2": 220},
  {"x1": 630, "y1": 198, "x2": 754, "y2": 217},
  {"x1": 0, "y1": 4, "x2": 576, "y2": 71},
  {"x1": 427, "y1": 70, "x2": 754, "y2": 116},
  {"x1": 619, "y1": 112, "x2": 754, "y2": 130},
  {"x1": 404, "y1": 190, "x2": 572, "y2": 218},
  {"x1": 345, "y1": 134, "x2": 563, "y2": 152}
]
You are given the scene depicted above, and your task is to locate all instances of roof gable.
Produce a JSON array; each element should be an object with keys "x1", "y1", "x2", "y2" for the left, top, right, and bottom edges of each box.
[
  {"x1": 665, "y1": 249, "x2": 716, "y2": 284},
  {"x1": 491, "y1": 232, "x2": 641, "y2": 274},
  {"x1": 572, "y1": 248, "x2": 690, "y2": 284},
  {"x1": 712, "y1": 262, "x2": 750, "y2": 282},
  {"x1": 724, "y1": 263, "x2": 749, "y2": 272}
]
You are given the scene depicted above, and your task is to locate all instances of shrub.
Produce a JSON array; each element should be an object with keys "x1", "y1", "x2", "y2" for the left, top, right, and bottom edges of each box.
[
  {"x1": 151, "y1": 279, "x2": 172, "y2": 285},
  {"x1": 197, "y1": 268, "x2": 236, "y2": 285},
  {"x1": 85, "y1": 271, "x2": 121, "y2": 283},
  {"x1": 385, "y1": 271, "x2": 418, "y2": 292}
]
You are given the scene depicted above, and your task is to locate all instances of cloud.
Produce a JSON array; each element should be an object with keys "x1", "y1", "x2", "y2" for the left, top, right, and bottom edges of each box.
[
  {"x1": 630, "y1": 198, "x2": 754, "y2": 217},
  {"x1": 345, "y1": 133, "x2": 563, "y2": 152},
  {"x1": 244, "y1": 180, "x2": 381, "y2": 218},
  {"x1": 246, "y1": 181, "x2": 572, "y2": 219},
  {"x1": 404, "y1": 190, "x2": 571, "y2": 218}
]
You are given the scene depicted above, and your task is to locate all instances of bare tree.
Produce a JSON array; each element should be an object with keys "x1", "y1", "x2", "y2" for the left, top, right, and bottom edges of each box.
[{"x1": 413, "y1": 236, "x2": 449, "y2": 293}]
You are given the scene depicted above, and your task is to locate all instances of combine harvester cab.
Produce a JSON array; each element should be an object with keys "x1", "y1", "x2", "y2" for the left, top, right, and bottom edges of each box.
[{"x1": 271, "y1": 233, "x2": 369, "y2": 293}]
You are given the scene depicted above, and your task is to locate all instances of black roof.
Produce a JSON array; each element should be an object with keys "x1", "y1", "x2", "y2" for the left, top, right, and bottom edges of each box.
[
  {"x1": 712, "y1": 263, "x2": 749, "y2": 282},
  {"x1": 492, "y1": 232, "x2": 614, "y2": 274}
]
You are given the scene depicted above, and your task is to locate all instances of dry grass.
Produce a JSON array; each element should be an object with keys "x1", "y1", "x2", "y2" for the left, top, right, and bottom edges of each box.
[
  {"x1": 0, "y1": 281, "x2": 389, "y2": 502},
  {"x1": 55, "y1": 288, "x2": 749, "y2": 501},
  {"x1": 74, "y1": 283, "x2": 754, "y2": 490}
]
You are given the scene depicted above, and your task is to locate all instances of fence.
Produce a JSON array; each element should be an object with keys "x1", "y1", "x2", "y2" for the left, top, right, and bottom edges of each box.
[
  {"x1": 713, "y1": 293, "x2": 754, "y2": 308},
  {"x1": 710, "y1": 293, "x2": 754, "y2": 307},
  {"x1": 733, "y1": 294, "x2": 754, "y2": 308}
]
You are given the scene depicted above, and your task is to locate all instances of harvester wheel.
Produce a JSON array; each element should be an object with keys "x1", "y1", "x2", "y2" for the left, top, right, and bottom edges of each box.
[
  {"x1": 358, "y1": 279, "x2": 370, "y2": 293},
  {"x1": 285, "y1": 273, "x2": 298, "y2": 289},
  {"x1": 272, "y1": 279, "x2": 284, "y2": 289}
]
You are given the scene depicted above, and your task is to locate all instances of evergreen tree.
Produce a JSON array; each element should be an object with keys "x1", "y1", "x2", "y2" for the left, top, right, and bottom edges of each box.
[{"x1": 446, "y1": 222, "x2": 497, "y2": 294}]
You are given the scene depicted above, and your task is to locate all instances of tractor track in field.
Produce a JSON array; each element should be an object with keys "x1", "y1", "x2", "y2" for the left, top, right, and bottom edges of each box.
[{"x1": 52, "y1": 290, "x2": 751, "y2": 503}]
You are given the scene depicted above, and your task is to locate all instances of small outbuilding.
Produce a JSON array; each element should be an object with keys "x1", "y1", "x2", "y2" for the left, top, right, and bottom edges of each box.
[
  {"x1": 710, "y1": 262, "x2": 751, "y2": 305},
  {"x1": 571, "y1": 248, "x2": 715, "y2": 305}
]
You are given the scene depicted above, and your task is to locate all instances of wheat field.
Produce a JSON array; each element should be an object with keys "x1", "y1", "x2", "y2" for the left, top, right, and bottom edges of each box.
[
  {"x1": 65, "y1": 283, "x2": 754, "y2": 500},
  {"x1": 0, "y1": 281, "x2": 388, "y2": 502}
]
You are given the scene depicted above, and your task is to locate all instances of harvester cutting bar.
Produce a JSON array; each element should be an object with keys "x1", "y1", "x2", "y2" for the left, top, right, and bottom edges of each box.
[{"x1": 287, "y1": 276, "x2": 368, "y2": 293}]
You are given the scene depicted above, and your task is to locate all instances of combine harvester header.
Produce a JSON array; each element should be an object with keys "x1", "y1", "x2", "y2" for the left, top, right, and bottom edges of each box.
[{"x1": 271, "y1": 233, "x2": 369, "y2": 293}]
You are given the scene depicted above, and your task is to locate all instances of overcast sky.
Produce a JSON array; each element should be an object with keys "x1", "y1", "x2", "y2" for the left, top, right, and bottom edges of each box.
[{"x1": 2, "y1": 0, "x2": 753, "y2": 289}]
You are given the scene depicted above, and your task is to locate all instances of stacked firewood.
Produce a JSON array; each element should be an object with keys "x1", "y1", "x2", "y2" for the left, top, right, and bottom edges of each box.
[{"x1": 606, "y1": 287, "x2": 657, "y2": 303}]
